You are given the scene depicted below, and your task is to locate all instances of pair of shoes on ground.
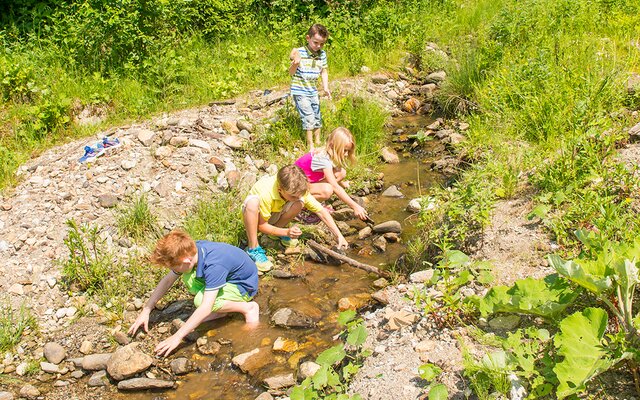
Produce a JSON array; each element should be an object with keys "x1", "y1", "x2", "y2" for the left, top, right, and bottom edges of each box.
[
  {"x1": 78, "y1": 137, "x2": 121, "y2": 164},
  {"x1": 246, "y1": 236, "x2": 299, "y2": 272}
]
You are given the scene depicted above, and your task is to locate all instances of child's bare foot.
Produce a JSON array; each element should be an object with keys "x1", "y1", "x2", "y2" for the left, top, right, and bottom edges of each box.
[{"x1": 244, "y1": 302, "x2": 260, "y2": 324}]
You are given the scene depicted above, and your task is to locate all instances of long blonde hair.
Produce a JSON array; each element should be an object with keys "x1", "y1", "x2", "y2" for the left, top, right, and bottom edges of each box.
[{"x1": 325, "y1": 127, "x2": 356, "y2": 169}]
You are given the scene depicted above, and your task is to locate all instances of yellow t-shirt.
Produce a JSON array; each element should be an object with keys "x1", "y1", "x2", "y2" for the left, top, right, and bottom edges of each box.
[{"x1": 249, "y1": 175, "x2": 322, "y2": 221}]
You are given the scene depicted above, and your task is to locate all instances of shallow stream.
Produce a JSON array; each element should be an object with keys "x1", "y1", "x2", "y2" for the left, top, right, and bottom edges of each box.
[{"x1": 128, "y1": 114, "x2": 444, "y2": 400}]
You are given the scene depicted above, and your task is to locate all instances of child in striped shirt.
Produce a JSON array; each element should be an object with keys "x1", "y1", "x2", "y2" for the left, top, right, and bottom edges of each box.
[{"x1": 289, "y1": 23, "x2": 331, "y2": 151}]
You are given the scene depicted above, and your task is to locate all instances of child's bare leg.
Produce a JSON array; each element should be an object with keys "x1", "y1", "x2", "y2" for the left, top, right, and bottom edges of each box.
[
  {"x1": 309, "y1": 182, "x2": 333, "y2": 202},
  {"x1": 313, "y1": 128, "x2": 321, "y2": 146},
  {"x1": 202, "y1": 312, "x2": 227, "y2": 322},
  {"x1": 216, "y1": 301, "x2": 259, "y2": 324},
  {"x1": 242, "y1": 197, "x2": 261, "y2": 249},
  {"x1": 273, "y1": 201, "x2": 303, "y2": 228},
  {"x1": 306, "y1": 130, "x2": 314, "y2": 151}
]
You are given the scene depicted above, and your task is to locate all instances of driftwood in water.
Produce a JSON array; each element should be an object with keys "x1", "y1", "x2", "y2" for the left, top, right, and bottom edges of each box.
[{"x1": 307, "y1": 240, "x2": 390, "y2": 279}]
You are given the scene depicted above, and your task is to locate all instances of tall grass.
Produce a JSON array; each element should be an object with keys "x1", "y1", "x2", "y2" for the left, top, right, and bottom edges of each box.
[
  {"x1": 183, "y1": 191, "x2": 246, "y2": 246},
  {"x1": 0, "y1": 296, "x2": 36, "y2": 352},
  {"x1": 116, "y1": 194, "x2": 161, "y2": 242}
]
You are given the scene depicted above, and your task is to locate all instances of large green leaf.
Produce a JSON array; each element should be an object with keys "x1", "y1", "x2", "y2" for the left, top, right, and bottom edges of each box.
[
  {"x1": 346, "y1": 324, "x2": 367, "y2": 346},
  {"x1": 548, "y1": 255, "x2": 612, "y2": 294},
  {"x1": 316, "y1": 344, "x2": 346, "y2": 366},
  {"x1": 338, "y1": 310, "x2": 357, "y2": 326},
  {"x1": 428, "y1": 384, "x2": 448, "y2": 400},
  {"x1": 471, "y1": 275, "x2": 578, "y2": 318},
  {"x1": 553, "y1": 308, "x2": 614, "y2": 399}
]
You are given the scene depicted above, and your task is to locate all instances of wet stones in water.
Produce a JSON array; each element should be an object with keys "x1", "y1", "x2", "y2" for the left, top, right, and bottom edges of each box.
[
  {"x1": 381, "y1": 185, "x2": 403, "y2": 198},
  {"x1": 271, "y1": 308, "x2": 315, "y2": 328},
  {"x1": 196, "y1": 337, "x2": 221, "y2": 355},
  {"x1": 106, "y1": 343, "x2": 153, "y2": 381},
  {"x1": 271, "y1": 269, "x2": 302, "y2": 279},
  {"x1": 373, "y1": 236, "x2": 387, "y2": 252},
  {"x1": 332, "y1": 207, "x2": 355, "y2": 221},
  {"x1": 272, "y1": 337, "x2": 299, "y2": 353},
  {"x1": 170, "y1": 357, "x2": 194, "y2": 375},
  {"x1": 231, "y1": 348, "x2": 272, "y2": 375},
  {"x1": 373, "y1": 278, "x2": 389, "y2": 289},
  {"x1": 358, "y1": 226, "x2": 373, "y2": 239},
  {"x1": 338, "y1": 293, "x2": 372, "y2": 312},
  {"x1": 373, "y1": 221, "x2": 402, "y2": 234},
  {"x1": 263, "y1": 373, "x2": 296, "y2": 390},
  {"x1": 117, "y1": 378, "x2": 176, "y2": 391},
  {"x1": 380, "y1": 147, "x2": 400, "y2": 164}
]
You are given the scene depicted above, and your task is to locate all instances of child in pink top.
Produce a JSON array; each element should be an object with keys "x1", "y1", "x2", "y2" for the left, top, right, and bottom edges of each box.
[{"x1": 294, "y1": 127, "x2": 368, "y2": 220}]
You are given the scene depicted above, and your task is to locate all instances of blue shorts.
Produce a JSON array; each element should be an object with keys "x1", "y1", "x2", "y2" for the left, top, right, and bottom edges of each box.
[{"x1": 293, "y1": 94, "x2": 322, "y2": 130}]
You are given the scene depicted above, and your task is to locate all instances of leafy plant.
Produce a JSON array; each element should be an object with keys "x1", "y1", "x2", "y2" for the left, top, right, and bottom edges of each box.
[
  {"x1": 183, "y1": 191, "x2": 246, "y2": 246},
  {"x1": 417, "y1": 363, "x2": 449, "y2": 400},
  {"x1": 290, "y1": 310, "x2": 369, "y2": 400}
]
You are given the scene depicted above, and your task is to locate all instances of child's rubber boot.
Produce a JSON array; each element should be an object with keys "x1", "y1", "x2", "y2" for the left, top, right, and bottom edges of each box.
[{"x1": 246, "y1": 246, "x2": 273, "y2": 272}]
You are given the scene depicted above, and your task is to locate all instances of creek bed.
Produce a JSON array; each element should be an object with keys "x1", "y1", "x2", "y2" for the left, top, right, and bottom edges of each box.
[{"x1": 126, "y1": 114, "x2": 444, "y2": 400}]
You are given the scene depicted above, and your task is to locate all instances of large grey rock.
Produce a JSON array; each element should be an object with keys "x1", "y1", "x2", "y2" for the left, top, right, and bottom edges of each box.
[
  {"x1": 106, "y1": 343, "x2": 153, "y2": 381},
  {"x1": 222, "y1": 135, "x2": 245, "y2": 149},
  {"x1": 271, "y1": 308, "x2": 315, "y2": 328},
  {"x1": 372, "y1": 221, "x2": 402, "y2": 234},
  {"x1": 263, "y1": 373, "x2": 296, "y2": 390},
  {"x1": 98, "y1": 193, "x2": 118, "y2": 208},
  {"x1": 43, "y1": 342, "x2": 66, "y2": 364},
  {"x1": 88, "y1": 370, "x2": 109, "y2": 387},
  {"x1": 332, "y1": 208, "x2": 355, "y2": 221},
  {"x1": 381, "y1": 185, "x2": 403, "y2": 198},
  {"x1": 82, "y1": 353, "x2": 112, "y2": 370},
  {"x1": 371, "y1": 74, "x2": 389, "y2": 84},
  {"x1": 0, "y1": 391, "x2": 14, "y2": 400},
  {"x1": 236, "y1": 120, "x2": 254, "y2": 133},
  {"x1": 358, "y1": 226, "x2": 373, "y2": 239},
  {"x1": 373, "y1": 236, "x2": 387, "y2": 252},
  {"x1": 426, "y1": 70, "x2": 446, "y2": 83},
  {"x1": 117, "y1": 378, "x2": 175, "y2": 391}
]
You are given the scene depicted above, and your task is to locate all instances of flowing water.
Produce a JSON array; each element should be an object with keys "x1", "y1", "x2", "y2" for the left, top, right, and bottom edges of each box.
[{"x1": 126, "y1": 114, "x2": 444, "y2": 400}]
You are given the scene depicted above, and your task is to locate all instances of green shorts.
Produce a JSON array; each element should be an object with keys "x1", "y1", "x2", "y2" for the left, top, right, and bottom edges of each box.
[{"x1": 181, "y1": 270, "x2": 253, "y2": 312}]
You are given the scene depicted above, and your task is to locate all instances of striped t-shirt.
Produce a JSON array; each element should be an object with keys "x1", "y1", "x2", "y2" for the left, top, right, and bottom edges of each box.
[{"x1": 290, "y1": 47, "x2": 328, "y2": 96}]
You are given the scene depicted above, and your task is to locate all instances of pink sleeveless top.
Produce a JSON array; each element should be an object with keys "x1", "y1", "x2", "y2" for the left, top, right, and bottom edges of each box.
[{"x1": 295, "y1": 152, "x2": 326, "y2": 183}]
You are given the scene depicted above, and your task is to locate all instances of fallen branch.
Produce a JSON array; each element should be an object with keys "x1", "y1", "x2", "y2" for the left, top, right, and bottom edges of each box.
[{"x1": 307, "y1": 240, "x2": 390, "y2": 279}]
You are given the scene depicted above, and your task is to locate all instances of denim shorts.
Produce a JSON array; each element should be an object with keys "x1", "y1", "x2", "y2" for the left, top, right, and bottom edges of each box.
[{"x1": 293, "y1": 94, "x2": 322, "y2": 130}]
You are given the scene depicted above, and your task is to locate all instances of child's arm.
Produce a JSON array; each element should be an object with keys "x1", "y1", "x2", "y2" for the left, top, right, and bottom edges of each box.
[
  {"x1": 321, "y1": 68, "x2": 331, "y2": 100},
  {"x1": 128, "y1": 271, "x2": 179, "y2": 336},
  {"x1": 322, "y1": 167, "x2": 367, "y2": 220},
  {"x1": 316, "y1": 208, "x2": 348, "y2": 249},
  {"x1": 289, "y1": 48, "x2": 301, "y2": 76},
  {"x1": 257, "y1": 219, "x2": 302, "y2": 239},
  {"x1": 154, "y1": 289, "x2": 218, "y2": 357}
]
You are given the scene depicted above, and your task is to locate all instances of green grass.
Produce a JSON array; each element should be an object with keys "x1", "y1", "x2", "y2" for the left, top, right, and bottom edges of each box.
[
  {"x1": 0, "y1": 296, "x2": 37, "y2": 352},
  {"x1": 183, "y1": 191, "x2": 246, "y2": 246},
  {"x1": 116, "y1": 194, "x2": 161, "y2": 242}
]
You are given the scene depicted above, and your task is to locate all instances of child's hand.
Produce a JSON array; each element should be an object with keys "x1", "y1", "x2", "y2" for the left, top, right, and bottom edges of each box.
[
  {"x1": 353, "y1": 204, "x2": 368, "y2": 220},
  {"x1": 155, "y1": 334, "x2": 183, "y2": 357},
  {"x1": 340, "y1": 180, "x2": 350, "y2": 188},
  {"x1": 324, "y1": 88, "x2": 332, "y2": 100},
  {"x1": 128, "y1": 309, "x2": 150, "y2": 336},
  {"x1": 290, "y1": 49, "x2": 301, "y2": 64},
  {"x1": 287, "y1": 225, "x2": 302, "y2": 238},
  {"x1": 337, "y1": 237, "x2": 349, "y2": 250}
]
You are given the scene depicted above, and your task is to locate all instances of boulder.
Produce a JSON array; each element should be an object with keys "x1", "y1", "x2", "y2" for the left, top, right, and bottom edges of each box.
[
  {"x1": 98, "y1": 193, "x2": 118, "y2": 208},
  {"x1": 236, "y1": 120, "x2": 254, "y2": 133},
  {"x1": 154, "y1": 145, "x2": 173, "y2": 158},
  {"x1": 384, "y1": 309, "x2": 419, "y2": 330},
  {"x1": 371, "y1": 74, "x2": 389, "y2": 84},
  {"x1": 222, "y1": 135, "x2": 245, "y2": 149},
  {"x1": 255, "y1": 393, "x2": 274, "y2": 400},
  {"x1": 332, "y1": 208, "x2": 355, "y2": 221},
  {"x1": 410, "y1": 269, "x2": 435, "y2": 283},
  {"x1": 106, "y1": 343, "x2": 153, "y2": 381},
  {"x1": 44, "y1": 342, "x2": 66, "y2": 364},
  {"x1": 117, "y1": 378, "x2": 175, "y2": 391},
  {"x1": 18, "y1": 385, "x2": 39, "y2": 400},
  {"x1": 272, "y1": 337, "x2": 299, "y2": 353},
  {"x1": 337, "y1": 293, "x2": 371, "y2": 311},
  {"x1": 0, "y1": 392, "x2": 14, "y2": 400},
  {"x1": 79, "y1": 341, "x2": 93, "y2": 355},
  {"x1": 358, "y1": 226, "x2": 373, "y2": 239},
  {"x1": 402, "y1": 97, "x2": 421, "y2": 113},
  {"x1": 426, "y1": 70, "x2": 446, "y2": 83},
  {"x1": 372, "y1": 236, "x2": 387, "y2": 252},
  {"x1": 222, "y1": 120, "x2": 240, "y2": 134},
  {"x1": 169, "y1": 136, "x2": 189, "y2": 147},
  {"x1": 135, "y1": 129, "x2": 156, "y2": 146},
  {"x1": 373, "y1": 221, "x2": 402, "y2": 234},
  {"x1": 40, "y1": 362, "x2": 59, "y2": 374},
  {"x1": 407, "y1": 198, "x2": 422, "y2": 213},
  {"x1": 271, "y1": 308, "x2": 315, "y2": 328}
]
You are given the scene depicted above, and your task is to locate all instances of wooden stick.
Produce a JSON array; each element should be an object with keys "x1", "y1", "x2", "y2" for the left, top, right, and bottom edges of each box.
[{"x1": 307, "y1": 240, "x2": 390, "y2": 279}]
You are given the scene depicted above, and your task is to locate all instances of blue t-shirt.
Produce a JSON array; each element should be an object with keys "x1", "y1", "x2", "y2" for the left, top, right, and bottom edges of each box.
[{"x1": 195, "y1": 241, "x2": 258, "y2": 297}]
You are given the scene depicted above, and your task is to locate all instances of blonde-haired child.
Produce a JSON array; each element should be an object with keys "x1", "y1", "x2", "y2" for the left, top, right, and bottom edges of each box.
[{"x1": 294, "y1": 127, "x2": 367, "y2": 220}]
